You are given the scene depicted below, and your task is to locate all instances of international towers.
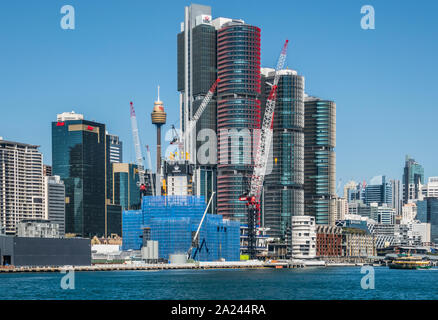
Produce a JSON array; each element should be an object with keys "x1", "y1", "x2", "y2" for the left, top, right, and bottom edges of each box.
[
  {"x1": 216, "y1": 19, "x2": 261, "y2": 222},
  {"x1": 304, "y1": 97, "x2": 337, "y2": 225},
  {"x1": 177, "y1": 4, "x2": 337, "y2": 237},
  {"x1": 262, "y1": 69, "x2": 305, "y2": 241}
]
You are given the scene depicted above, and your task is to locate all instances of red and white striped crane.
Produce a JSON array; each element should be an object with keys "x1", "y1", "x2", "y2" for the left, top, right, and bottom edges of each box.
[{"x1": 240, "y1": 40, "x2": 289, "y2": 259}]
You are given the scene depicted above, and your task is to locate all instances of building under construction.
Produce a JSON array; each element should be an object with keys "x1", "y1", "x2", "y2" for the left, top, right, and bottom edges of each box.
[{"x1": 122, "y1": 196, "x2": 240, "y2": 261}]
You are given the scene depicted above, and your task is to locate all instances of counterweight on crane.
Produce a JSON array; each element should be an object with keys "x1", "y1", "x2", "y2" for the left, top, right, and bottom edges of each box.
[{"x1": 239, "y1": 40, "x2": 289, "y2": 260}]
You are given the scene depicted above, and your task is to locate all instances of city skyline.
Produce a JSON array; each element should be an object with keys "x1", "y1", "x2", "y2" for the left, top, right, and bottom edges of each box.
[{"x1": 1, "y1": 0, "x2": 438, "y2": 187}]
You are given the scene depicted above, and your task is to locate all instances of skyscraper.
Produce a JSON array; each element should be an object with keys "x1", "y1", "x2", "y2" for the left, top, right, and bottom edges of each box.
[
  {"x1": 52, "y1": 112, "x2": 114, "y2": 237},
  {"x1": 304, "y1": 96, "x2": 336, "y2": 225},
  {"x1": 402, "y1": 155, "x2": 424, "y2": 204},
  {"x1": 390, "y1": 179, "x2": 402, "y2": 215},
  {"x1": 364, "y1": 175, "x2": 392, "y2": 206},
  {"x1": 44, "y1": 175, "x2": 66, "y2": 236},
  {"x1": 107, "y1": 134, "x2": 123, "y2": 164},
  {"x1": 262, "y1": 68, "x2": 305, "y2": 241},
  {"x1": 216, "y1": 19, "x2": 261, "y2": 223},
  {"x1": 111, "y1": 163, "x2": 141, "y2": 211},
  {"x1": 416, "y1": 197, "x2": 438, "y2": 244},
  {"x1": 0, "y1": 138, "x2": 44, "y2": 235},
  {"x1": 178, "y1": 4, "x2": 217, "y2": 213}
]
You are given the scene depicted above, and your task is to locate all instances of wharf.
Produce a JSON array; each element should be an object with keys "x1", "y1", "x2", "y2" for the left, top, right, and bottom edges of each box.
[{"x1": 0, "y1": 260, "x2": 308, "y2": 273}]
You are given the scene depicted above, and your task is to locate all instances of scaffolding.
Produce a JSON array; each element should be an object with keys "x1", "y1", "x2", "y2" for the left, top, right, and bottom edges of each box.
[{"x1": 122, "y1": 196, "x2": 240, "y2": 261}]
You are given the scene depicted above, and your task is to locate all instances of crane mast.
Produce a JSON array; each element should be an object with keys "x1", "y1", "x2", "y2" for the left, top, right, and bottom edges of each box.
[
  {"x1": 240, "y1": 40, "x2": 289, "y2": 260},
  {"x1": 146, "y1": 145, "x2": 156, "y2": 196},
  {"x1": 174, "y1": 79, "x2": 220, "y2": 161},
  {"x1": 129, "y1": 102, "x2": 147, "y2": 195}
]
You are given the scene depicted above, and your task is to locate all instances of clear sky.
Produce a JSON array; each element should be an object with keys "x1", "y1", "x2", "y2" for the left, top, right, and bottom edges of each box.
[{"x1": 1, "y1": 0, "x2": 437, "y2": 192}]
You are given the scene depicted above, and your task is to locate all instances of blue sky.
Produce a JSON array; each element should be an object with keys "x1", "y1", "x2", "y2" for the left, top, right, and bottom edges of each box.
[{"x1": 0, "y1": 0, "x2": 437, "y2": 191}]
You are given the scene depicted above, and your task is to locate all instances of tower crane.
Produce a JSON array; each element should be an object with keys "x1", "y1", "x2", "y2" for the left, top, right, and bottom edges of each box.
[
  {"x1": 172, "y1": 78, "x2": 220, "y2": 161},
  {"x1": 129, "y1": 102, "x2": 148, "y2": 197},
  {"x1": 145, "y1": 145, "x2": 156, "y2": 196},
  {"x1": 239, "y1": 40, "x2": 289, "y2": 260}
]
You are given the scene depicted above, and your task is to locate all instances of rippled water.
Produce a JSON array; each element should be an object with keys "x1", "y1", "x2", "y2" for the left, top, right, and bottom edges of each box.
[{"x1": 0, "y1": 266, "x2": 437, "y2": 300}]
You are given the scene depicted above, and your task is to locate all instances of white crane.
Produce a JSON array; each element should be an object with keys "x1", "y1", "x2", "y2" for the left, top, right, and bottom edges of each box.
[
  {"x1": 172, "y1": 78, "x2": 220, "y2": 161},
  {"x1": 129, "y1": 102, "x2": 147, "y2": 195},
  {"x1": 146, "y1": 145, "x2": 156, "y2": 196}
]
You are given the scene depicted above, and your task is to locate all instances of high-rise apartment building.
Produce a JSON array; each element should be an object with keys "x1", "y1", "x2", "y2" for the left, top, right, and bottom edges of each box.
[
  {"x1": 262, "y1": 69, "x2": 304, "y2": 241},
  {"x1": 403, "y1": 155, "x2": 424, "y2": 204},
  {"x1": 0, "y1": 139, "x2": 44, "y2": 235},
  {"x1": 304, "y1": 96, "x2": 336, "y2": 225},
  {"x1": 52, "y1": 112, "x2": 117, "y2": 238},
  {"x1": 216, "y1": 19, "x2": 261, "y2": 223},
  {"x1": 44, "y1": 175, "x2": 65, "y2": 236},
  {"x1": 177, "y1": 4, "x2": 217, "y2": 213}
]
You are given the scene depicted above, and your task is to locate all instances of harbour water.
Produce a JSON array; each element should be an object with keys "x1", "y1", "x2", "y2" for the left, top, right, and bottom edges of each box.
[{"x1": 0, "y1": 266, "x2": 437, "y2": 300}]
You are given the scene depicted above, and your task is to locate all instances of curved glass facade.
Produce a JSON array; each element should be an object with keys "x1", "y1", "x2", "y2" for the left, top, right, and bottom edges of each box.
[
  {"x1": 304, "y1": 98, "x2": 336, "y2": 225},
  {"x1": 217, "y1": 23, "x2": 261, "y2": 222},
  {"x1": 263, "y1": 72, "x2": 305, "y2": 241}
]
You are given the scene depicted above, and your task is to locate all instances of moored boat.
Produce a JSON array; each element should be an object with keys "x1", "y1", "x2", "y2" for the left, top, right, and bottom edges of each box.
[{"x1": 389, "y1": 255, "x2": 431, "y2": 269}]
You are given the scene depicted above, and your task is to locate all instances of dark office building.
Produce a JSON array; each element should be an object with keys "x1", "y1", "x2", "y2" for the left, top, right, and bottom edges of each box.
[
  {"x1": 110, "y1": 163, "x2": 142, "y2": 210},
  {"x1": 178, "y1": 4, "x2": 217, "y2": 212},
  {"x1": 304, "y1": 97, "x2": 336, "y2": 225},
  {"x1": 262, "y1": 69, "x2": 305, "y2": 241},
  {"x1": 216, "y1": 20, "x2": 261, "y2": 223},
  {"x1": 416, "y1": 197, "x2": 438, "y2": 244},
  {"x1": 52, "y1": 112, "x2": 118, "y2": 238}
]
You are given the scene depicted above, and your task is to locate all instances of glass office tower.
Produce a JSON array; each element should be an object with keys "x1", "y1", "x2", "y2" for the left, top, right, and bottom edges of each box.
[
  {"x1": 364, "y1": 175, "x2": 392, "y2": 206},
  {"x1": 416, "y1": 197, "x2": 438, "y2": 244},
  {"x1": 304, "y1": 97, "x2": 337, "y2": 225},
  {"x1": 52, "y1": 113, "x2": 109, "y2": 237},
  {"x1": 262, "y1": 69, "x2": 305, "y2": 241},
  {"x1": 403, "y1": 155, "x2": 424, "y2": 204},
  {"x1": 177, "y1": 4, "x2": 217, "y2": 213},
  {"x1": 216, "y1": 20, "x2": 261, "y2": 223}
]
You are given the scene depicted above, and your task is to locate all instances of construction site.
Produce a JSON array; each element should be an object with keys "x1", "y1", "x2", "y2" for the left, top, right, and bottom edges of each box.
[{"x1": 95, "y1": 2, "x2": 315, "y2": 266}]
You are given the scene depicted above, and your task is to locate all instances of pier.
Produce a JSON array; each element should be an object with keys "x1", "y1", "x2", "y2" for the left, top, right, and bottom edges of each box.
[{"x1": 0, "y1": 260, "x2": 312, "y2": 273}]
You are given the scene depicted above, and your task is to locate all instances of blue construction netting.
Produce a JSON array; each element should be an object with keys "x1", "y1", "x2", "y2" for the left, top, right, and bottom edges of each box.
[{"x1": 122, "y1": 196, "x2": 240, "y2": 261}]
